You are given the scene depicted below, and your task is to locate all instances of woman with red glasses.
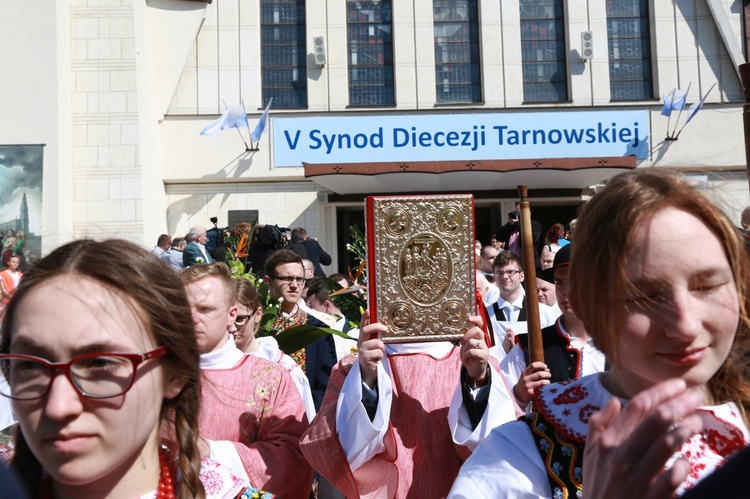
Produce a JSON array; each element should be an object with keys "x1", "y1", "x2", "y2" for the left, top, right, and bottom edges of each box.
[{"x1": 0, "y1": 239, "x2": 272, "y2": 498}]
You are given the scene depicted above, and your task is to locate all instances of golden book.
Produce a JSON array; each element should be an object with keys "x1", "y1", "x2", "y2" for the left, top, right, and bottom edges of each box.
[{"x1": 365, "y1": 194, "x2": 477, "y2": 343}]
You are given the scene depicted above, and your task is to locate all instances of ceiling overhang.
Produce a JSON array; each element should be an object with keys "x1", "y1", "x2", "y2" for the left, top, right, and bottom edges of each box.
[{"x1": 304, "y1": 156, "x2": 637, "y2": 195}]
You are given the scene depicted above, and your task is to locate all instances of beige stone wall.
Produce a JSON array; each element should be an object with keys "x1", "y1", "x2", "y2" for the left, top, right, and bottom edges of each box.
[{"x1": 68, "y1": 0, "x2": 149, "y2": 241}]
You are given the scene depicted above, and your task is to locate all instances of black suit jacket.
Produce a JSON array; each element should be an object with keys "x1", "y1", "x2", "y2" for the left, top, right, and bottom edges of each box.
[
  {"x1": 302, "y1": 239, "x2": 332, "y2": 277},
  {"x1": 303, "y1": 315, "x2": 337, "y2": 411}
]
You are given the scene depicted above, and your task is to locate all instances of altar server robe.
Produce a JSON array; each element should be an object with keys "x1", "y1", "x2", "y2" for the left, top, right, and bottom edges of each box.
[
  {"x1": 200, "y1": 351, "x2": 312, "y2": 498},
  {"x1": 300, "y1": 343, "x2": 520, "y2": 498}
]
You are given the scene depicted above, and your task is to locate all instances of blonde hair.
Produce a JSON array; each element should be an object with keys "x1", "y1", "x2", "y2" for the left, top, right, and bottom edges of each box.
[{"x1": 180, "y1": 262, "x2": 236, "y2": 306}]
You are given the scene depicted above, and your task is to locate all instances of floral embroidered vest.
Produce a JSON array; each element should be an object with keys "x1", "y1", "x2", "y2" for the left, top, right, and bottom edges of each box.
[{"x1": 523, "y1": 375, "x2": 749, "y2": 498}]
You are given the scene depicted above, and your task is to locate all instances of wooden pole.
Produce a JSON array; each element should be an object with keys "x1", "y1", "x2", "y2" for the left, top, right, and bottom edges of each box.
[
  {"x1": 740, "y1": 63, "x2": 750, "y2": 196},
  {"x1": 517, "y1": 185, "x2": 544, "y2": 364}
]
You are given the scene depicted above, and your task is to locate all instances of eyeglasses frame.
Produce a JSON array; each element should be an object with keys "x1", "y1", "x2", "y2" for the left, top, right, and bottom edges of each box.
[
  {"x1": 494, "y1": 269, "x2": 523, "y2": 278},
  {"x1": 271, "y1": 275, "x2": 307, "y2": 286},
  {"x1": 0, "y1": 345, "x2": 170, "y2": 400}
]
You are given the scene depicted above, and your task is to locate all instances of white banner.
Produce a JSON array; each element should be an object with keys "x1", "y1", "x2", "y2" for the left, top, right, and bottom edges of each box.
[{"x1": 273, "y1": 110, "x2": 649, "y2": 167}]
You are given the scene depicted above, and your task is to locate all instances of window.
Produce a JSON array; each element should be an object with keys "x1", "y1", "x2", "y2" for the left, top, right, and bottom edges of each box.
[
  {"x1": 434, "y1": 1, "x2": 481, "y2": 104},
  {"x1": 261, "y1": 0, "x2": 307, "y2": 108},
  {"x1": 607, "y1": 0, "x2": 653, "y2": 100},
  {"x1": 347, "y1": 0, "x2": 394, "y2": 107},
  {"x1": 520, "y1": 0, "x2": 567, "y2": 103}
]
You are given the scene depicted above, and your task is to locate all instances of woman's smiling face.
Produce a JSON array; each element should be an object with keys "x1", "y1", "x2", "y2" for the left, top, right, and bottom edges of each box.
[{"x1": 611, "y1": 207, "x2": 739, "y2": 398}]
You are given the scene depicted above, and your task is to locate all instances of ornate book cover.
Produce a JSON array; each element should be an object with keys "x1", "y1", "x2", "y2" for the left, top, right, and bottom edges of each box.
[{"x1": 365, "y1": 194, "x2": 476, "y2": 343}]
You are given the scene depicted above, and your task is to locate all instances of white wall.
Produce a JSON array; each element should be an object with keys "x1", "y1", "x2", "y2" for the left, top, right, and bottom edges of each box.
[{"x1": 0, "y1": 0, "x2": 71, "y2": 253}]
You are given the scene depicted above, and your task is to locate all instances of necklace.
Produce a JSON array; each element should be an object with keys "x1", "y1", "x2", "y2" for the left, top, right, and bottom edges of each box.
[
  {"x1": 35, "y1": 447, "x2": 176, "y2": 498},
  {"x1": 156, "y1": 447, "x2": 175, "y2": 499}
]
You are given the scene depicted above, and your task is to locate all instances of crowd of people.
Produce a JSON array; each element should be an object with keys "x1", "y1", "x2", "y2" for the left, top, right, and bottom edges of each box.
[{"x1": 0, "y1": 170, "x2": 748, "y2": 498}]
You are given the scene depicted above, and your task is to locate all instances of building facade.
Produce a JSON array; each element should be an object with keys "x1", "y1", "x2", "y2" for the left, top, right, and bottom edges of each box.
[{"x1": 1, "y1": 0, "x2": 749, "y2": 271}]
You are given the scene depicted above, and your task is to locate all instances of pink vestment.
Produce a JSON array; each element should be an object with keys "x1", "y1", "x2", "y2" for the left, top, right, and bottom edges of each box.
[
  {"x1": 199, "y1": 354, "x2": 312, "y2": 499},
  {"x1": 300, "y1": 348, "x2": 477, "y2": 499}
]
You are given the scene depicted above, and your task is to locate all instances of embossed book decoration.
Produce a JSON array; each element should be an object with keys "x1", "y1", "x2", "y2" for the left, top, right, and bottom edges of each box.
[{"x1": 365, "y1": 194, "x2": 476, "y2": 343}]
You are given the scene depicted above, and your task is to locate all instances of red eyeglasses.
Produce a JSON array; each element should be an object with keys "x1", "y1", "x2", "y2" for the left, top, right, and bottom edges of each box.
[{"x1": 0, "y1": 346, "x2": 170, "y2": 400}]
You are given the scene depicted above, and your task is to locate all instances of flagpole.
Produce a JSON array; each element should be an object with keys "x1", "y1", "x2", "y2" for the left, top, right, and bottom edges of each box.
[
  {"x1": 666, "y1": 91, "x2": 676, "y2": 139},
  {"x1": 671, "y1": 82, "x2": 691, "y2": 138},
  {"x1": 674, "y1": 83, "x2": 715, "y2": 139},
  {"x1": 241, "y1": 100, "x2": 255, "y2": 152},
  {"x1": 249, "y1": 98, "x2": 273, "y2": 151},
  {"x1": 234, "y1": 125, "x2": 251, "y2": 152},
  {"x1": 224, "y1": 99, "x2": 251, "y2": 151}
]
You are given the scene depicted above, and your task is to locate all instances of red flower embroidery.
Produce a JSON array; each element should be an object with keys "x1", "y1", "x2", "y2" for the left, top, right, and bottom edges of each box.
[
  {"x1": 704, "y1": 428, "x2": 745, "y2": 456},
  {"x1": 578, "y1": 404, "x2": 600, "y2": 425},
  {"x1": 553, "y1": 385, "x2": 588, "y2": 405}
]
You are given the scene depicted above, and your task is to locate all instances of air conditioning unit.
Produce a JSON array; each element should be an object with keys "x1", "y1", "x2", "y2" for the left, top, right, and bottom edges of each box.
[
  {"x1": 581, "y1": 31, "x2": 593, "y2": 60},
  {"x1": 313, "y1": 36, "x2": 327, "y2": 66}
]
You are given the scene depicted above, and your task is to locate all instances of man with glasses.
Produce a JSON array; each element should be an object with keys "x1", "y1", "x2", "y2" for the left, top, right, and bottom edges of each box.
[
  {"x1": 487, "y1": 251, "x2": 559, "y2": 360},
  {"x1": 264, "y1": 249, "x2": 337, "y2": 411},
  {"x1": 181, "y1": 262, "x2": 312, "y2": 497}
]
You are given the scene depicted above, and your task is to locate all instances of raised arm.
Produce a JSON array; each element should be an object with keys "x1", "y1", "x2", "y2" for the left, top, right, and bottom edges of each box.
[{"x1": 583, "y1": 378, "x2": 703, "y2": 499}]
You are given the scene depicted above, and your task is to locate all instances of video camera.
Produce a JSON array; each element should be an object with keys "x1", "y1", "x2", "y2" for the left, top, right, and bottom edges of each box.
[
  {"x1": 206, "y1": 216, "x2": 230, "y2": 253},
  {"x1": 252, "y1": 224, "x2": 290, "y2": 250}
]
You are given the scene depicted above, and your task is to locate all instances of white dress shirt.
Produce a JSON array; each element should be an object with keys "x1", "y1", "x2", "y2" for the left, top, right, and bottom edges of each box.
[
  {"x1": 500, "y1": 318, "x2": 607, "y2": 408},
  {"x1": 486, "y1": 288, "x2": 560, "y2": 360}
]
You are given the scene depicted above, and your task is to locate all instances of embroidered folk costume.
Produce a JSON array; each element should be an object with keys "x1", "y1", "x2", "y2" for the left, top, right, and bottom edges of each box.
[
  {"x1": 253, "y1": 335, "x2": 316, "y2": 422},
  {"x1": 35, "y1": 453, "x2": 275, "y2": 499},
  {"x1": 449, "y1": 374, "x2": 749, "y2": 498},
  {"x1": 272, "y1": 306, "x2": 308, "y2": 369}
]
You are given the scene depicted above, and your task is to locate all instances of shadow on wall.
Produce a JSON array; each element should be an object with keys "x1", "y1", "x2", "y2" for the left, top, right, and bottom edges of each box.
[
  {"x1": 650, "y1": 138, "x2": 675, "y2": 164},
  {"x1": 674, "y1": 0, "x2": 743, "y2": 101},
  {"x1": 165, "y1": 151, "x2": 317, "y2": 238},
  {"x1": 166, "y1": 150, "x2": 253, "y2": 235}
]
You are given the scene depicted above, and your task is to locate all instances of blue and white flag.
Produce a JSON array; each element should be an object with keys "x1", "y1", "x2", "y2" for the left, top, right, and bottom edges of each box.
[
  {"x1": 685, "y1": 83, "x2": 716, "y2": 124},
  {"x1": 250, "y1": 98, "x2": 274, "y2": 142},
  {"x1": 200, "y1": 106, "x2": 249, "y2": 138},
  {"x1": 661, "y1": 88, "x2": 687, "y2": 116}
]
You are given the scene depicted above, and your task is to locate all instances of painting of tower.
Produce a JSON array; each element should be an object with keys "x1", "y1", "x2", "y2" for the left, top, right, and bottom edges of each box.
[{"x1": 0, "y1": 145, "x2": 43, "y2": 267}]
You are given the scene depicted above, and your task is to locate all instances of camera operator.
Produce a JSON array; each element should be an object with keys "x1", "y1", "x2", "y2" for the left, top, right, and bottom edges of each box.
[
  {"x1": 287, "y1": 227, "x2": 332, "y2": 277},
  {"x1": 246, "y1": 224, "x2": 290, "y2": 277},
  {"x1": 206, "y1": 216, "x2": 231, "y2": 263}
]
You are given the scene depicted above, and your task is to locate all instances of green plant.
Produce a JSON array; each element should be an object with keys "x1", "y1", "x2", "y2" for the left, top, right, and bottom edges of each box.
[
  {"x1": 346, "y1": 224, "x2": 367, "y2": 283},
  {"x1": 323, "y1": 277, "x2": 365, "y2": 325},
  {"x1": 226, "y1": 252, "x2": 353, "y2": 352}
]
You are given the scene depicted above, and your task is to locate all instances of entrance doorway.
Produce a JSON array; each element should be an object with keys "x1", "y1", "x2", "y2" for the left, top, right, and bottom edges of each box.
[{"x1": 334, "y1": 201, "x2": 582, "y2": 276}]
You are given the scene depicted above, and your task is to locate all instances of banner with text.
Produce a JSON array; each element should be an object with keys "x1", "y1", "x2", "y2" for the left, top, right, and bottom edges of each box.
[{"x1": 272, "y1": 110, "x2": 649, "y2": 167}]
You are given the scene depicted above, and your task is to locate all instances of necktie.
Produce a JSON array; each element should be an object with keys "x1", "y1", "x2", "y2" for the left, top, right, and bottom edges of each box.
[{"x1": 503, "y1": 304, "x2": 514, "y2": 322}]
